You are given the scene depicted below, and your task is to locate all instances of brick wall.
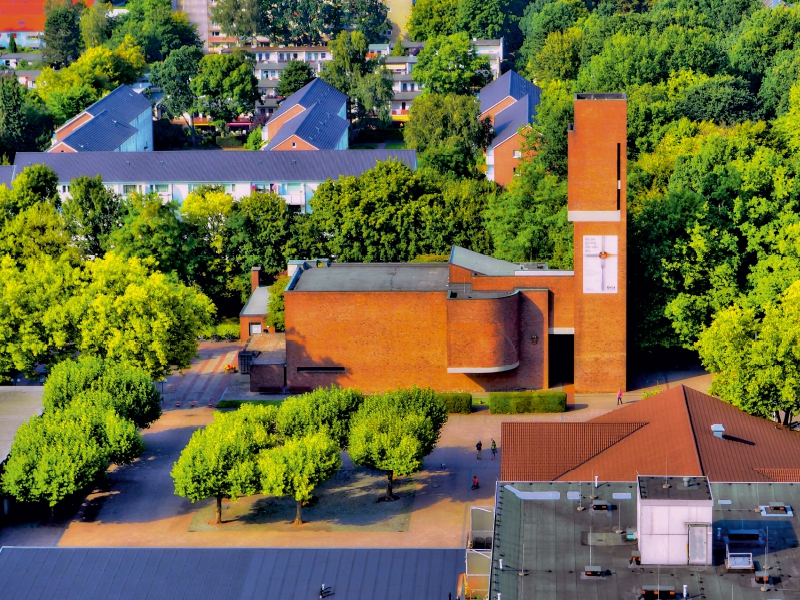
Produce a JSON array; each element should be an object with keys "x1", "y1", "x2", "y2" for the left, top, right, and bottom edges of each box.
[
  {"x1": 250, "y1": 363, "x2": 285, "y2": 393},
  {"x1": 447, "y1": 293, "x2": 519, "y2": 370},
  {"x1": 239, "y1": 316, "x2": 265, "y2": 340},
  {"x1": 285, "y1": 289, "x2": 548, "y2": 393},
  {"x1": 271, "y1": 135, "x2": 318, "y2": 151},
  {"x1": 492, "y1": 133, "x2": 525, "y2": 187}
]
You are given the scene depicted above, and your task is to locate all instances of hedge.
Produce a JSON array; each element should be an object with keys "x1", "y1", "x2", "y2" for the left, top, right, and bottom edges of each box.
[
  {"x1": 488, "y1": 391, "x2": 567, "y2": 414},
  {"x1": 216, "y1": 399, "x2": 284, "y2": 409},
  {"x1": 215, "y1": 135, "x2": 244, "y2": 148},
  {"x1": 436, "y1": 393, "x2": 472, "y2": 414}
]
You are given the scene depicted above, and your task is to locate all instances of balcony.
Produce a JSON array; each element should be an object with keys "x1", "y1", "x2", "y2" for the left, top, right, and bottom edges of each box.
[{"x1": 391, "y1": 109, "x2": 409, "y2": 122}]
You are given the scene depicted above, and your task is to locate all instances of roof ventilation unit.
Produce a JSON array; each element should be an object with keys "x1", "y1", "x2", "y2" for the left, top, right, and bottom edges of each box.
[
  {"x1": 641, "y1": 586, "x2": 676, "y2": 599},
  {"x1": 582, "y1": 566, "x2": 604, "y2": 579},
  {"x1": 711, "y1": 424, "x2": 725, "y2": 438}
]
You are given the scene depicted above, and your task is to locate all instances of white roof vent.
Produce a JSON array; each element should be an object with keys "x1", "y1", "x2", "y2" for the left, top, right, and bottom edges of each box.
[{"x1": 711, "y1": 424, "x2": 725, "y2": 438}]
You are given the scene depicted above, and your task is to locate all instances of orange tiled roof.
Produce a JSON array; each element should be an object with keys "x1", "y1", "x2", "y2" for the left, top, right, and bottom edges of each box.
[
  {"x1": 0, "y1": 0, "x2": 92, "y2": 33},
  {"x1": 500, "y1": 422, "x2": 646, "y2": 481},
  {"x1": 500, "y1": 385, "x2": 800, "y2": 483}
]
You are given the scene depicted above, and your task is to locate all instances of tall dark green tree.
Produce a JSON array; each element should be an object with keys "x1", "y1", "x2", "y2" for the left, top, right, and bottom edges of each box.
[
  {"x1": 190, "y1": 49, "x2": 259, "y2": 125},
  {"x1": 62, "y1": 175, "x2": 121, "y2": 258},
  {"x1": 149, "y1": 46, "x2": 203, "y2": 145},
  {"x1": 276, "y1": 61, "x2": 315, "y2": 98},
  {"x1": 341, "y1": 0, "x2": 391, "y2": 43},
  {"x1": 42, "y1": 0, "x2": 83, "y2": 68},
  {"x1": 0, "y1": 75, "x2": 25, "y2": 156},
  {"x1": 210, "y1": 0, "x2": 265, "y2": 45}
]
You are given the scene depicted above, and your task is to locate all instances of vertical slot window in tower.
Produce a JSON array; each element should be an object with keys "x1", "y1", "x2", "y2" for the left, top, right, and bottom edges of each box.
[{"x1": 616, "y1": 143, "x2": 621, "y2": 211}]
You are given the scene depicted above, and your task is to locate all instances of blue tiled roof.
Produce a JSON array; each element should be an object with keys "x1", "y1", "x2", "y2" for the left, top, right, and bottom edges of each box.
[
  {"x1": 491, "y1": 94, "x2": 538, "y2": 147},
  {"x1": 85, "y1": 84, "x2": 153, "y2": 123},
  {"x1": 59, "y1": 110, "x2": 139, "y2": 152},
  {"x1": 265, "y1": 102, "x2": 348, "y2": 150},
  {"x1": 479, "y1": 70, "x2": 541, "y2": 115},
  {"x1": 0, "y1": 165, "x2": 14, "y2": 188},
  {"x1": 14, "y1": 150, "x2": 418, "y2": 184},
  {"x1": 270, "y1": 78, "x2": 346, "y2": 123},
  {"x1": 53, "y1": 85, "x2": 152, "y2": 152},
  {"x1": 267, "y1": 78, "x2": 349, "y2": 150}
]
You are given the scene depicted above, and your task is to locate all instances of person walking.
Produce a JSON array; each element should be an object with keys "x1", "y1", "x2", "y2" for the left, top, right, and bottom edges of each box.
[
  {"x1": 491, "y1": 439, "x2": 497, "y2": 459},
  {"x1": 617, "y1": 389, "x2": 623, "y2": 405},
  {"x1": 472, "y1": 476, "x2": 480, "y2": 490},
  {"x1": 476, "y1": 440, "x2": 482, "y2": 460}
]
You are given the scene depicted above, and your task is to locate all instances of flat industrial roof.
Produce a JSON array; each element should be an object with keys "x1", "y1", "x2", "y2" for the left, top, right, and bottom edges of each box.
[
  {"x1": 0, "y1": 547, "x2": 463, "y2": 599},
  {"x1": 492, "y1": 481, "x2": 800, "y2": 600},
  {"x1": 0, "y1": 387, "x2": 43, "y2": 463},
  {"x1": 291, "y1": 263, "x2": 450, "y2": 292}
]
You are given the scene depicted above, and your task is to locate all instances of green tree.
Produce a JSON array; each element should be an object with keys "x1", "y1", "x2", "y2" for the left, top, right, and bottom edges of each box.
[
  {"x1": 0, "y1": 255, "x2": 78, "y2": 381},
  {"x1": 171, "y1": 404, "x2": 277, "y2": 524},
  {"x1": 277, "y1": 60, "x2": 315, "y2": 98},
  {"x1": 149, "y1": 46, "x2": 203, "y2": 145},
  {"x1": 348, "y1": 387, "x2": 447, "y2": 501},
  {"x1": 455, "y1": 0, "x2": 526, "y2": 48},
  {"x1": 321, "y1": 31, "x2": 393, "y2": 123},
  {"x1": 407, "y1": 0, "x2": 458, "y2": 41},
  {"x1": 80, "y1": 1, "x2": 111, "y2": 48},
  {"x1": 226, "y1": 191, "x2": 294, "y2": 300},
  {"x1": 276, "y1": 385, "x2": 365, "y2": 449},
  {"x1": 70, "y1": 252, "x2": 215, "y2": 380},
  {"x1": 191, "y1": 50, "x2": 259, "y2": 125},
  {"x1": 62, "y1": 175, "x2": 121, "y2": 258},
  {"x1": 7, "y1": 35, "x2": 17, "y2": 54},
  {"x1": 484, "y1": 147, "x2": 572, "y2": 267},
  {"x1": 412, "y1": 33, "x2": 491, "y2": 95},
  {"x1": 404, "y1": 92, "x2": 491, "y2": 177},
  {"x1": 108, "y1": 0, "x2": 200, "y2": 63},
  {"x1": 258, "y1": 431, "x2": 341, "y2": 525},
  {"x1": 341, "y1": 0, "x2": 391, "y2": 43},
  {"x1": 0, "y1": 202, "x2": 75, "y2": 262},
  {"x1": 43, "y1": 356, "x2": 162, "y2": 429},
  {"x1": 696, "y1": 282, "x2": 800, "y2": 423},
  {"x1": 269, "y1": 0, "x2": 341, "y2": 45},
  {"x1": 518, "y1": 0, "x2": 587, "y2": 72},
  {"x1": 42, "y1": 0, "x2": 83, "y2": 68},
  {"x1": 265, "y1": 274, "x2": 291, "y2": 331},
  {"x1": 244, "y1": 126, "x2": 263, "y2": 150},
  {"x1": 211, "y1": 0, "x2": 264, "y2": 45},
  {"x1": 1, "y1": 398, "x2": 144, "y2": 519},
  {"x1": 0, "y1": 75, "x2": 25, "y2": 156},
  {"x1": 7, "y1": 163, "x2": 60, "y2": 214},
  {"x1": 110, "y1": 192, "x2": 190, "y2": 277},
  {"x1": 676, "y1": 76, "x2": 758, "y2": 125}
]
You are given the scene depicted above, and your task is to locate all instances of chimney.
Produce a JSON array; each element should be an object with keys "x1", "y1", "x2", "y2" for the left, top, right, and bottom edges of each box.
[
  {"x1": 711, "y1": 424, "x2": 725, "y2": 439},
  {"x1": 251, "y1": 266, "x2": 261, "y2": 292}
]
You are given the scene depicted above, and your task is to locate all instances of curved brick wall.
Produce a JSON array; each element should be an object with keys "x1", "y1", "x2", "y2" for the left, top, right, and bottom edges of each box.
[{"x1": 446, "y1": 293, "x2": 519, "y2": 371}]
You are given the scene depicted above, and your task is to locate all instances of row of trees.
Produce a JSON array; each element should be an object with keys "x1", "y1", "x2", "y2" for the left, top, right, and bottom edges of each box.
[
  {"x1": 172, "y1": 386, "x2": 447, "y2": 524},
  {"x1": 1, "y1": 357, "x2": 162, "y2": 518},
  {"x1": 210, "y1": 0, "x2": 391, "y2": 46}
]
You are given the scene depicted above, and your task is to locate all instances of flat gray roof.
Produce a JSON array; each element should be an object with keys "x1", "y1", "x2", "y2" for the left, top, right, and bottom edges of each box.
[
  {"x1": 291, "y1": 263, "x2": 450, "y2": 292},
  {"x1": 0, "y1": 387, "x2": 43, "y2": 463},
  {"x1": 0, "y1": 547, "x2": 462, "y2": 599},
  {"x1": 638, "y1": 476, "x2": 712, "y2": 501},
  {"x1": 240, "y1": 286, "x2": 270, "y2": 317},
  {"x1": 493, "y1": 481, "x2": 800, "y2": 600},
  {"x1": 450, "y1": 246, "x2": 546, "y2": 276}
]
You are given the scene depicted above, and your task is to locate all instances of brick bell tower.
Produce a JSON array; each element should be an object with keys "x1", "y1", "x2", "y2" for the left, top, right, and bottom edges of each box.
[{"x1": 567, "y1": 93, "x2": 627, "y2": 394}]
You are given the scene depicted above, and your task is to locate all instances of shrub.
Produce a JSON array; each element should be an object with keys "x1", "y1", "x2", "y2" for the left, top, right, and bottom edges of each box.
[
  {"x1": 215, "y1": 135, "x2": 243, "y2": 148},
  {"x1": 489, "y1": 391, "x2": 567, "y2": 414},
  {"x1": 436, "y1": 393, "x2": 472, "y2": 413},
  {"x1": 215, "y1": 323, "x2": 240, "y2": 338},
  {"x1": 216, "y1": 399, "x2": 284, "y2": 409}
]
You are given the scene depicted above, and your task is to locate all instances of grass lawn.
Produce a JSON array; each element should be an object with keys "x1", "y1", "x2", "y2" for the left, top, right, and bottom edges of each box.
[
  {"x1": 188, "y1": 469, "x2": 415, "y2": 532},
  {"x1": 349, "y1": 144, "x2": 378, "y2": 149},
  {"x1": 384, "y1": 141, "x2": 407, "y2": 149},
  {"x1": 216, "y1": 399, "x2": 285, "y2": 409}
]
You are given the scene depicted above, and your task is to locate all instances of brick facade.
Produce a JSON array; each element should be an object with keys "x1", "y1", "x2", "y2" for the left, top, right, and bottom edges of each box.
[{"x1": 568, "y1": 95, "x2": 628, "y2": 393}]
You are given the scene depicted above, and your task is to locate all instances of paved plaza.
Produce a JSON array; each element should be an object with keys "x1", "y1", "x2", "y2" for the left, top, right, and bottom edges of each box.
[{"x1": 0, "y1": 342, "x2": 712, "y2": 549}]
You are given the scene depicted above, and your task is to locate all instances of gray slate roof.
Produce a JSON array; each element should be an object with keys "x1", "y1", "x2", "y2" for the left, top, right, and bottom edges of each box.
[
  {"x1": 265, "y1": 102, "x2": 348, "y2": 151},
  {"x1": 85, "y1": 84, "x2": 152, "y2": 123},
  {"x1": 479, "y1": 69, "x2": 541, "y2": 115},
  {"x1": 266, "y1": 78, "x2": 348, "y2": 150},
  {"x1": 291, "y1": 263, "x2": 451, "y2": 292},
  {"x1": 0, "y1": 387, "x2": 43, "y2": 463},
  {"x1": 0, "y1": 165, "x2": 15, "y2": 188},
  {"x1": 13, "y1": 150, "x2": 418, "y2": 184},
  {"x1": 56, "y1": 85, "x2": 153, "y2": 152},
  {"x1": 0, "y1": 547, "x2": 462, "y2": 600},
  {"x1": 450, "y1": 245, "x2": 546, "y2": 275},
  {"x1": 491, "y1": 93, "x2": 538, "y2": 147}
]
